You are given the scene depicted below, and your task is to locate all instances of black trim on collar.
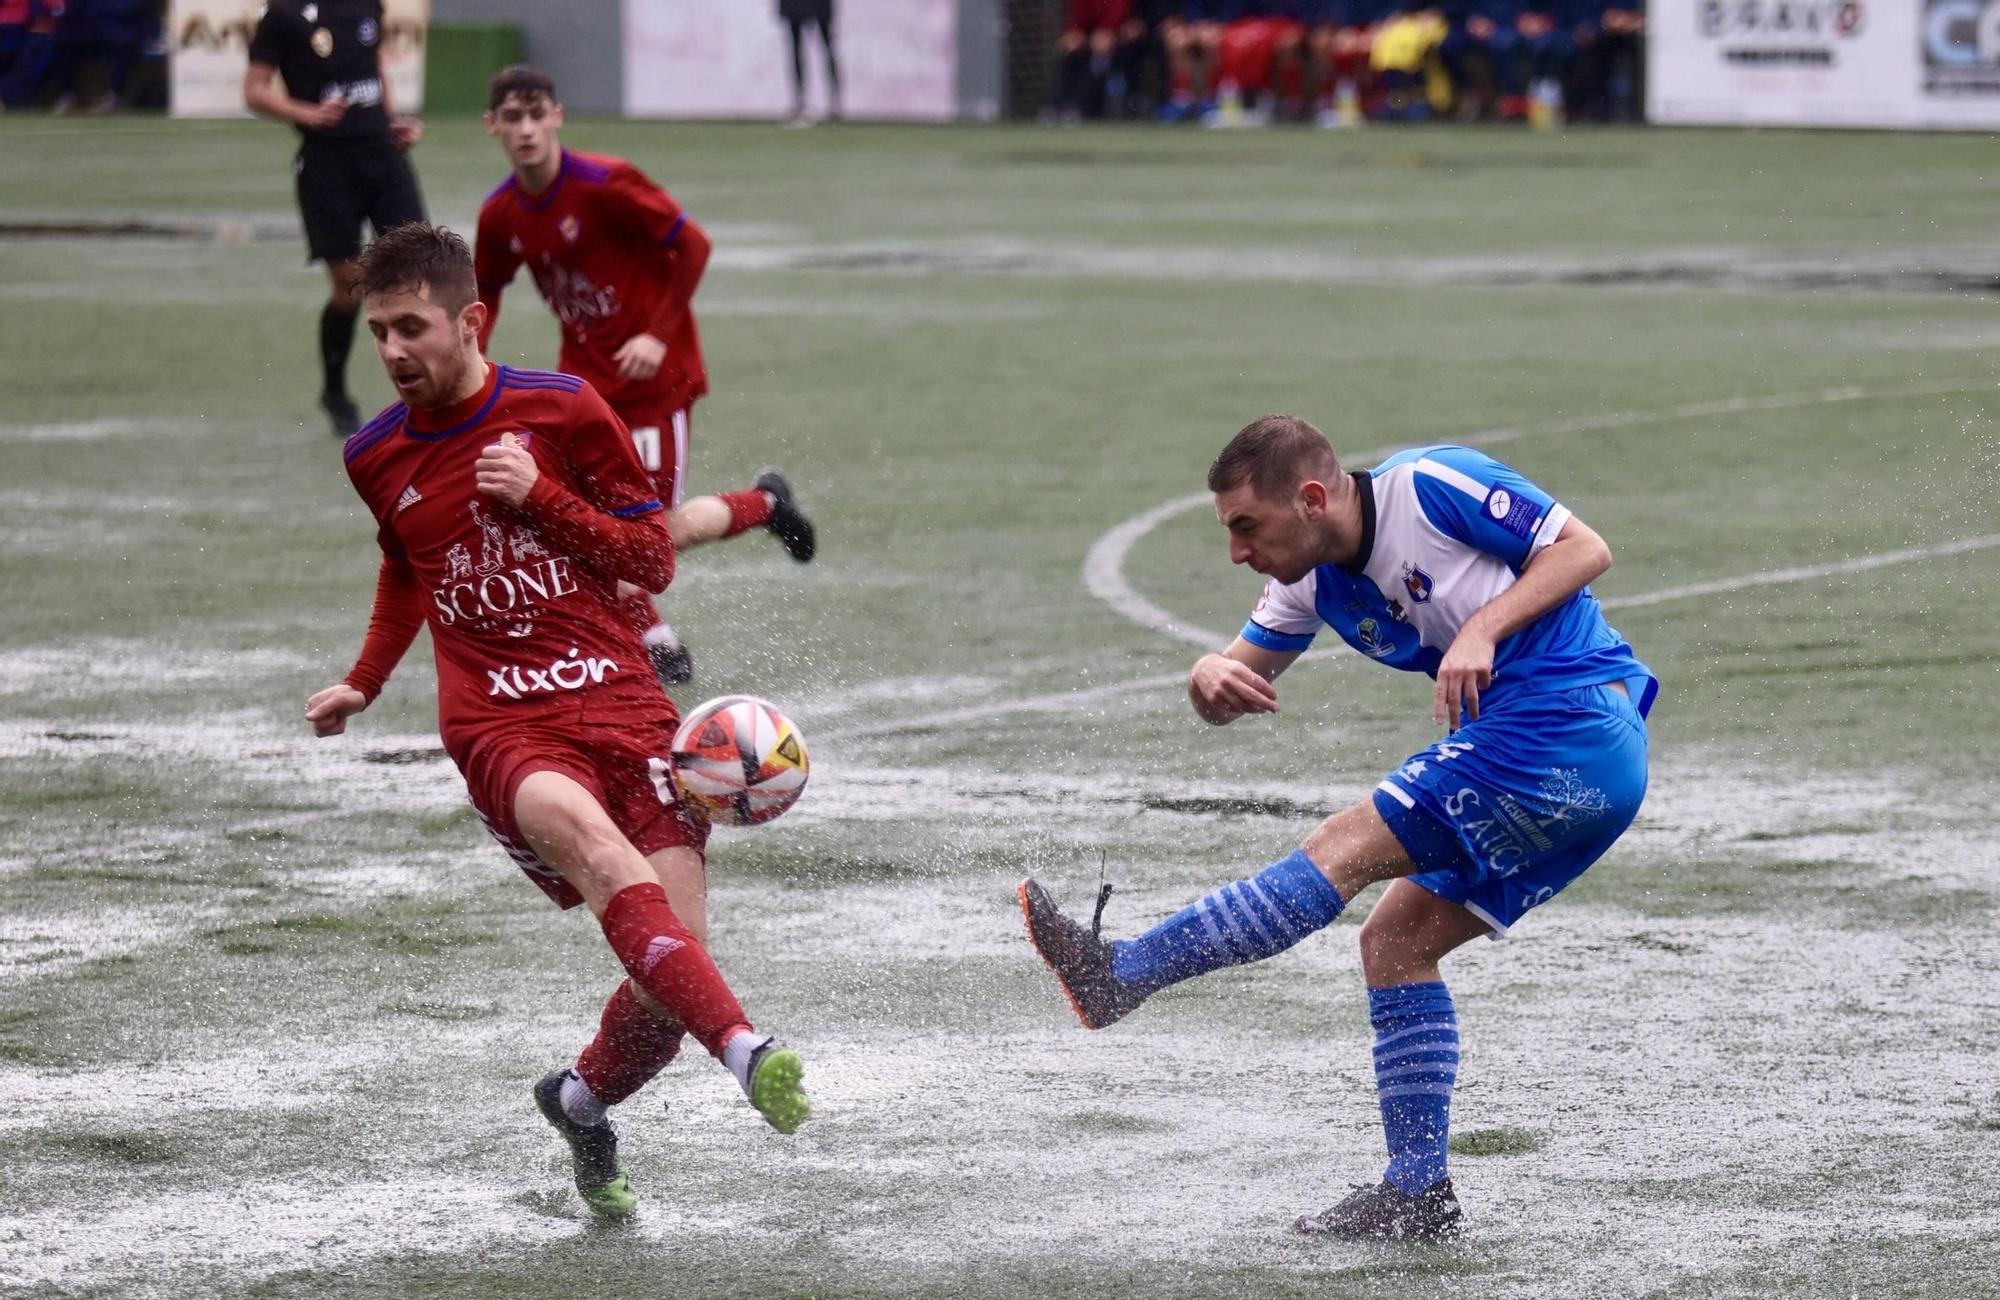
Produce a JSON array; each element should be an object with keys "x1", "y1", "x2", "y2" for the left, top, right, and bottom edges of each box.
[{"x1": 1337, "y1": 470, "x2": 1375, "y2": 575}]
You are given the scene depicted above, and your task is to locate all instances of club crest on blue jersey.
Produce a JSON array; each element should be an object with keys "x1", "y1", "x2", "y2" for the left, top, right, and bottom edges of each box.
[
  {"x1": 1355, "y1": 617, "x2": 1396, "y2": 659},
  {"x1": 1402, "y1": 566, "x2": 1434, "y2": 604}
]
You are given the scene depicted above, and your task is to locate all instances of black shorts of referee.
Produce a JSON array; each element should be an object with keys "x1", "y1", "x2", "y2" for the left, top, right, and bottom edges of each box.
[{"x1": 295, "y1": 132, "x2": 425, "y2": 264}]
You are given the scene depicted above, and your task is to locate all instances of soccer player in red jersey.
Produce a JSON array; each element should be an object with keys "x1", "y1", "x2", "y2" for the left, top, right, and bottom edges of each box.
[
  {"x1": 473, "y1": 64, "x2": 816, "y2": 688},
  {"x1": 304, "y1": 223, "x2": 810, "y2": 1219}
]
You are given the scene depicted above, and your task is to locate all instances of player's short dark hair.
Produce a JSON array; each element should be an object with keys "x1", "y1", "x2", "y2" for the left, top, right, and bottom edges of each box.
[
  {"x1": 1207, "y1": 415, "x2": 1343, "y2": 500},
  {"x1": 487, "y1": 63, "x2": 557, "y2": 113},
  {"x1": 352, "y1": 223, "x2": 478, "y2": 316}
]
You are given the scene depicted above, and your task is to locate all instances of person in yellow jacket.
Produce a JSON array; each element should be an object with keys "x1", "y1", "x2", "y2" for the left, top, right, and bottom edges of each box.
[{"x1": 1368, "y1": 6, "x2": 1447, "y2": 119}]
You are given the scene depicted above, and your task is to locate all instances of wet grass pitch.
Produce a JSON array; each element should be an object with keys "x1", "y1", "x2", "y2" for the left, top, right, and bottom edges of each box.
[{"x1": 2, "y1": 117, "x2": 1997, "y2": 1297}]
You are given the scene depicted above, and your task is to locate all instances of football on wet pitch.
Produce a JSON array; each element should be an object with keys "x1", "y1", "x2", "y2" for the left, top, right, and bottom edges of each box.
[{"x1": 670, "y1": 695, "x2": 810, "y2": 826}]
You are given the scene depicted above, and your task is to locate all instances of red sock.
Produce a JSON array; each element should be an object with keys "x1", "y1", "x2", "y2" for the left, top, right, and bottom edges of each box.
[
  {"x1": 576, "y1": 980, "x2": 685, "y2": 1105},
  {"x1": 599, "y1": 881, "x2": 750, "y2": 1058},
  {"x1": 718, "y1": 488, "x2": 773, "y2": 538}
]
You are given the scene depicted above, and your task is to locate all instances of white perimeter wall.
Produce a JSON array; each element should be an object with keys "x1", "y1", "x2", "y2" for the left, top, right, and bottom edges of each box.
[
  {"x1": 1648, "y1": 0, "x2": 2000, "y2": 130},
  {"x1": 621, "y1": 0, "x2": 956, "y2": 121},
  {"x1": 170, "y1": 0, "x2": 429, "y2": 117}
]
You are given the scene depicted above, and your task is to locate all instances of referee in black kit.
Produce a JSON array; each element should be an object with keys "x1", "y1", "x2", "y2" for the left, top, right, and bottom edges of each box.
[{"x1": 243, "y1": 1, "x2": 425, "y2": 437}]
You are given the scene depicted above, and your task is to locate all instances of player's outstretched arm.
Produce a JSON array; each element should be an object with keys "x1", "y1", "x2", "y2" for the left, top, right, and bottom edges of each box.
[
  {"x1": 1434, "y1": 515, "x2": 1613, "y2": 729},
  {"x1": 319, "y1": 553, "x2": 425, "y2": 734},
  {"x1": 1190, "y1": 637, "x2": 1300, "y2": 726}
]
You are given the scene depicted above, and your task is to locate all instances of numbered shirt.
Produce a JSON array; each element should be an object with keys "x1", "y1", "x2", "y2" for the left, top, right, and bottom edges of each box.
[
  {"x1": 342, "y1": 363, "x2": 676, "y2": 761},
  {"x1": 247, "y1": 0, "x2": 391, "y2": 140},
  {"x1": 1241, "y1": 445, "x2": 1658, "y2": 716},
  {"x1": 474, "y1": 150, "x2": 707, "y2": 418}
]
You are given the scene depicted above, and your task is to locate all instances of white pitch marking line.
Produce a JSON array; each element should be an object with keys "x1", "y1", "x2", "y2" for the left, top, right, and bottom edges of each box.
[
  {"x1": 847, "y1": 529, "x2": 2000, "y2": 742},
  {"x1": 1602, "y1": 534, "x2": 2000, "y2": 611},
  {"x1": 1083, "y1": 378, "x2": 1998, "y2": 651},
  {"x1": 837, "y1": 379, "x2": 1997, "y2": 741}
]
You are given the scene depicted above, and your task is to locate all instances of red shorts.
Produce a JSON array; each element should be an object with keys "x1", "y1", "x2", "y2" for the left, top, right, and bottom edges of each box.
[
  {"x1": 1221, "y1": 18, "x2": 1305, "y2": 90},
  {"x1": 612, "y1": 400, "x2": 691, "y2": 511},
  {"x1": 461, "y1": 719, "x2": 709, "y2": 910}
]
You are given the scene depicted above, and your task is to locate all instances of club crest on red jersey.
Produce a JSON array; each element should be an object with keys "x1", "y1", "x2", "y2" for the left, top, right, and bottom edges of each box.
[{"x1": 559, "y1": 215, "x2": 580, "y2": 244}]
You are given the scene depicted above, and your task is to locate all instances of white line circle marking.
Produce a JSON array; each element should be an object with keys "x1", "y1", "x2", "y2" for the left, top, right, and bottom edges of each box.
[{"x1": 1083, "y1": 379, "x2": 1999, "y2": 650}]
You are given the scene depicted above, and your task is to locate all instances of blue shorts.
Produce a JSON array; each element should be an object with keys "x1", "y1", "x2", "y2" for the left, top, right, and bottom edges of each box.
[{"x1": 1370, "y1": 682, "x2": 1650, "y2": 936}]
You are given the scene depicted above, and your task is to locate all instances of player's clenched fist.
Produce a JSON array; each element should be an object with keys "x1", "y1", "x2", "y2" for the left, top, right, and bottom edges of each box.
[
  {"x1": 475, "y1": 434, "x2": 539, "y2": 506},
  {"x1": 1189, "y1": 652, "x2": 1280, "y2": 726},
  {"x1": 306, "y1": 683, "x2": 369, "y2": 737}
]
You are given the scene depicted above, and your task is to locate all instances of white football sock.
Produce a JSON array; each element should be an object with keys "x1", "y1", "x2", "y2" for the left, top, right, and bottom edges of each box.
[
  {"x1": 559, "y1": 1069, "x2": 608, "y2": 1127},
  {"x1": 721, "y1": 1028, "x2": 772, "y2": 1097}
]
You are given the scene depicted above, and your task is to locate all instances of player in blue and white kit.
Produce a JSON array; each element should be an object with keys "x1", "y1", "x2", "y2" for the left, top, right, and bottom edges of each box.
[{"x1": 1020, "y1": 413, "x2": 1655, "y2": 1240}]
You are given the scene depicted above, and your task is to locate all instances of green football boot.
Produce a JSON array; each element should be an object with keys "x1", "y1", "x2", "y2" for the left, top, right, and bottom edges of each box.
[
  {"x1": 533, "y1": 1070, "x2": 638, "y2": 1219},
  {"x1": 746, "y1": 1042, "x2": 811, "y2": 1135}
]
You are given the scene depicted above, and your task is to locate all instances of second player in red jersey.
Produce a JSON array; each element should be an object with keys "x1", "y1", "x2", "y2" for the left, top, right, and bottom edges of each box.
[
  {"x1": 473, "y1": 146, "x2": 704, "y2": 424},
  {"x1": 305, "y1": 223, "x2": 811, "y2": 1221},
  {"x1": 473, "y1": 64, "x2": 818, "y2": 688}
]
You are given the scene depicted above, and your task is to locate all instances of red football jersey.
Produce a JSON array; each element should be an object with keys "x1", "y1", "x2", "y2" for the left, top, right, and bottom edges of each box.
[
  {"x1": 341, "y1": 363, "x2": 678, "y2": 764},
  {"x1": 475, "y1": 150, "x2": 708, "y2": 420}
]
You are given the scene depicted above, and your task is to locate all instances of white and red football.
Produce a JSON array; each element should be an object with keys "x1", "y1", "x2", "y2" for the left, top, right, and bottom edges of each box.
[{"x1": 669, "y1": 695, "x2": 810, "y2": 826}]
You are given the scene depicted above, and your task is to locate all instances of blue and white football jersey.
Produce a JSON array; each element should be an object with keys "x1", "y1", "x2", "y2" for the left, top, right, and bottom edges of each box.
[{"x1": 1239, "y1": 446, "x2": 1658, "y2": 717}]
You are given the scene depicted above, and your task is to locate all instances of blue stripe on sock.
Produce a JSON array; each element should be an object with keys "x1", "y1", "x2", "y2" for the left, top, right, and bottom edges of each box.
[{"x1": 1370, "y1": 981, "x2": 1458, "y2": 1195}]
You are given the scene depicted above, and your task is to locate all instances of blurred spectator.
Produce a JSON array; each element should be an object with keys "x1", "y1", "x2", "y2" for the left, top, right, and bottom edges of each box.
[
  {"x1": 1208, "y1": 0, "x2": 1312, "y2": 126},
  {"x1": 0, "y1": 0, "x2": 59, "y2": 108},
  {"x1": 1369, "y1": 5, "x2": 1447, "y2": 121},
  {"x1": 1118, "y1": 0, "x2": 1176, "y2": 117},
  {"x1": 0, "y1": 0, "x2": 24, "y2": 75},
  {"x1": 1039, "y1": 0, "x2": 1645, "y2": 127},
  {"x1": 1306, "y1": 0, "x2": 1382, "y2": 127},
  {"x1": 1570, "y1": 1, "x2": 1642, "y2": 122},
  {"x1": 1047, "y1": 0, "x2": 1130, "y2": 121},
  {"x1": 49, "y1": 0, "x2": 159, "y2": 112},
  {"x1": 778, "y1": 0, "x2": 841, "y2": 125},
  {"x1": 1, "y1": 0, "x2": 161, "y2": 110},
  {"x1": 1439, "y1": 0, "x2": 1512, "y2": 118},
  {"x1": 1437, "y1": 0, "x2": 1585, "y2": 121},
  {"x1": 1158, "y1": 0, "x2": 1225, "y2": 122}
]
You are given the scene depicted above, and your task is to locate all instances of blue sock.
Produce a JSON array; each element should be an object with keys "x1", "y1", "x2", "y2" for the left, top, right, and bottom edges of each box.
[
  {"x1": 1109, "y1": 849, "x2": 1344, "y2": 996},
  {"x1": 1370, "y1": 981, "x2": 1459, "y2": 1194}
]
